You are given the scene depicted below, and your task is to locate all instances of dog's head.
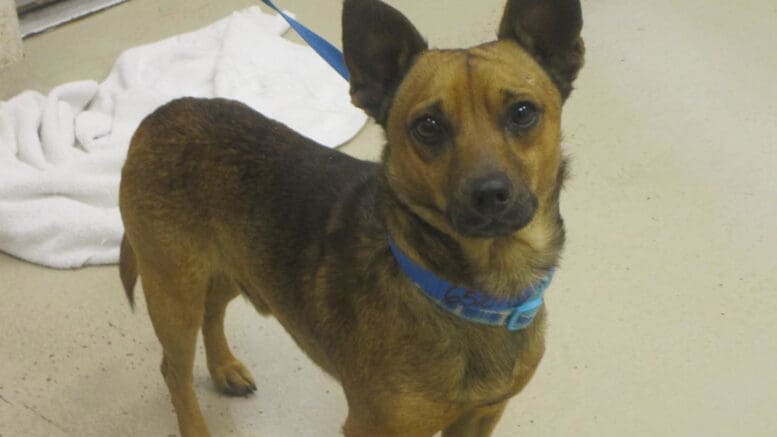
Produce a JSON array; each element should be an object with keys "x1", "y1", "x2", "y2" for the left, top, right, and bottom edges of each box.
[{"x1": 343, "y1": 0, "x2": 584, "y2": 241}]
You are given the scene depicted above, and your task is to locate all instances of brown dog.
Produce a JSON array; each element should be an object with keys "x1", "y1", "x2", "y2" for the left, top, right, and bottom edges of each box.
[{"x1": 118, "y1": 0, "x2": 584, "y2": 435}]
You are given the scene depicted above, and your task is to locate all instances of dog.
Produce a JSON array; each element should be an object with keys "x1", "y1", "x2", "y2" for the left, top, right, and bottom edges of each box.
[{"x1": 118, "y1": 0, "x2": 584, "y2": 435}]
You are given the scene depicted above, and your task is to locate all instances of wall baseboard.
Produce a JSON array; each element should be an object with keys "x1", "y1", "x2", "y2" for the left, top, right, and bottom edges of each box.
[{"x1": 19, "y1": 0, "x2": 127, "y2": 38}]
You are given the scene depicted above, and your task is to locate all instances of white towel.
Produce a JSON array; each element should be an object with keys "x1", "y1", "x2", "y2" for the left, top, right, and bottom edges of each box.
[{"x1": 0, "y1": 7, "x2": 367, "y2": 269}]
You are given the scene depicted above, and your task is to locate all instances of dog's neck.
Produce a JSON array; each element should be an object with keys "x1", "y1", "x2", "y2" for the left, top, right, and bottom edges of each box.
[{"x1": 376, "y1": 170, "x2": 565, "y2": 300}]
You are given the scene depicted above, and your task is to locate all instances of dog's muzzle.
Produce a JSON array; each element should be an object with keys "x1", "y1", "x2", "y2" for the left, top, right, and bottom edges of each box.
[{"x1": 449, "y1": 173, "x2": 537, "y2": 238}]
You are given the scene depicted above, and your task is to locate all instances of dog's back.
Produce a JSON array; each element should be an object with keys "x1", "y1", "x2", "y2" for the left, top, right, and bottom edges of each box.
[{"x1": 120, "y1": 97, "x2": 376, "y2": 287}]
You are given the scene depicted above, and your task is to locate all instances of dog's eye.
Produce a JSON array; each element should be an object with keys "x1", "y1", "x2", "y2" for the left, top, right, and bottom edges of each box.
[
  {"x1": 411, "y1": 116, "x2": 446, "y2": 145},
  {"x1": 506, "y1": 102, "x2": 540, "y2": 133}
]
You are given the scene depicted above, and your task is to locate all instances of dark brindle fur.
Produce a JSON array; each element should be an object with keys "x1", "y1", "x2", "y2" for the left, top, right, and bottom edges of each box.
[{"x1": 119, "y1": 0, "x2": 584, "y2": 435}]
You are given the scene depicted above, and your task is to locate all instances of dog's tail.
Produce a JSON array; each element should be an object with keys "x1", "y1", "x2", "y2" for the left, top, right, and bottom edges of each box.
[{"x1": 119, "y1": 234, "x2": 138, "y2": 310}]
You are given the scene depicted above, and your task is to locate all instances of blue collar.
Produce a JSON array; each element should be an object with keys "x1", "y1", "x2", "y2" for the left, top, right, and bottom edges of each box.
[{"x1": 388, "y1": 236, "x2": 554, "y2": 331}]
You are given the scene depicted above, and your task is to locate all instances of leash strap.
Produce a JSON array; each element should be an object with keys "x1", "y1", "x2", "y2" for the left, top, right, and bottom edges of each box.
[{"x1": 260, "y1": 0, "x2": 350, "y2": 81}]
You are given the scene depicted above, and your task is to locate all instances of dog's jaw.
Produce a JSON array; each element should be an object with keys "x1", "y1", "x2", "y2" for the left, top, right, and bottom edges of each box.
[{"x1": 380, "y1": 169, "x2": 564, "y2": 300}]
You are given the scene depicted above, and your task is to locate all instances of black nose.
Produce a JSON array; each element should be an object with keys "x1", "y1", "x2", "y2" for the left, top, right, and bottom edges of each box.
[{"x1": 470, "y1": 174, "x2": 513, "y2": 217}]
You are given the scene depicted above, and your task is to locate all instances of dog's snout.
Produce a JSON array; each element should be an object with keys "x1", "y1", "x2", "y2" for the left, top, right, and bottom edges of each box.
[
  {"x1": 471, "y1": 174, "x2": 513, "y2": 217},
  {"x1": 450, "y1": 173, "x2": 537, "y2": 238}
]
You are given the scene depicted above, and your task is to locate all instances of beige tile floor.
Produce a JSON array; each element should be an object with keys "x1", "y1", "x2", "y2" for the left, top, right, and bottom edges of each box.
[{"x1": 1, "y1": 0, "x2": 776, "y2": 436}]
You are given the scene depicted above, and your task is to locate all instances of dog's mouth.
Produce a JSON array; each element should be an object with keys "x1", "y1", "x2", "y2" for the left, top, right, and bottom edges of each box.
[
  {"x1": 448, "y1": 203, "x2": 537, "y2": 239},
  {"x1": 455, "y1": 218, "x2": 523, "y2": 238}
]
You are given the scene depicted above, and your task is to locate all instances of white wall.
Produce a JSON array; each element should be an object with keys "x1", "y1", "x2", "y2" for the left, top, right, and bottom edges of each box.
[{"x1": 0, "y1": 0, "x2": 23, "y2": 68}]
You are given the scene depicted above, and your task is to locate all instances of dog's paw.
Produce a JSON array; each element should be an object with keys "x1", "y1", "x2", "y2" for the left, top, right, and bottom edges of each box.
[{"x1": 209, "y1": 360, "x2": 257, "y2": 397}]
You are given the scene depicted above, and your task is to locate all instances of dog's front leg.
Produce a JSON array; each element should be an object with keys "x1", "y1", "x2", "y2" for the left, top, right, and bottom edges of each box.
[{"x1": 342, "y1": 409, "x2": 438, "y2": 437}]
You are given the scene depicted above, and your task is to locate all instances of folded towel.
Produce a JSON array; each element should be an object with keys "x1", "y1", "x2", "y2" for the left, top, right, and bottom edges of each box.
[{"x1": 0, "y1": 7, "x2": 367, "y2": 269}]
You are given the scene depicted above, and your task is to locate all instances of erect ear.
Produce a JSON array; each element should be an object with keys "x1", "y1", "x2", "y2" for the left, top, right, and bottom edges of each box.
[
  {"x1": 342, "y1": 0, "x2": 428, "y2": 123},
  {"x1": 498, "y1": 0, "x2": 585, "y2": 100}
]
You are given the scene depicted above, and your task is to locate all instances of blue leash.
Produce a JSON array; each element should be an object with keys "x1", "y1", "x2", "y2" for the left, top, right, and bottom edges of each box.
[{"x1": 259, "y1": 0, "x2": 350, "y2": 81}]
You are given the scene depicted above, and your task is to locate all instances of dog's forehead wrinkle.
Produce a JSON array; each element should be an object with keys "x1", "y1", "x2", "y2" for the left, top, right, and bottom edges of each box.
[
  {"x1": 410, "y1": 51, "x2": 534, "y2": 104},
  {"x1": 468, "y1": 42, "x2": 553, "y2": 89},
  {"x1": 426, "y1": 100, "x2": 445, "y2": 115},
  {"x1": 500, "y1": 88, "x2": 541, "y2": 107}
]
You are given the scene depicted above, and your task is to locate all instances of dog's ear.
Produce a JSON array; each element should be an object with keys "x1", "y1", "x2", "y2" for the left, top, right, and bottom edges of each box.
[
  {"x1": 498, "y1": 0, "x2": 585, "y2": 100},
  {"x1": 342, "y1": 0, "x2": 428, "y2": 122}
]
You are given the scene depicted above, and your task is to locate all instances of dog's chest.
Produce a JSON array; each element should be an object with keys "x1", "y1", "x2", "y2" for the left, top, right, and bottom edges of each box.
[{"x1": 422, "y1": 315, "x2": 546, "y2": 406}]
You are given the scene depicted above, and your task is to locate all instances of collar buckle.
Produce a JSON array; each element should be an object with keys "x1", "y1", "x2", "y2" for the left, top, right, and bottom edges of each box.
[{"x1": 506, "y1": 296, "x2": 544, "y2": 331}]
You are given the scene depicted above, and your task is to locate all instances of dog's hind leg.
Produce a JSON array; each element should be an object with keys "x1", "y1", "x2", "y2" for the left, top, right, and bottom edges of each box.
[
  {"x1": 140, "y1": 261, "x2": 210, "y2": 437},
  {"x1": 202, "y1": 274, "x2": 257, "y2": 396}
]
